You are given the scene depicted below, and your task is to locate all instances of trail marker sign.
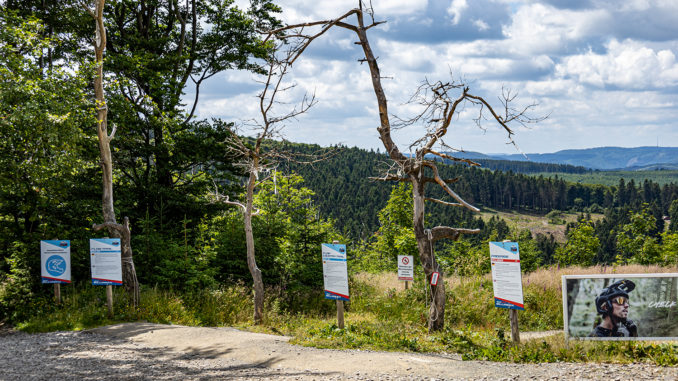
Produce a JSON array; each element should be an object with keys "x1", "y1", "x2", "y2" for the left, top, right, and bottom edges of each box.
[
  {"x1": 322, "y1": 243, "x2": 349, "y2": 301},
  {"x1": 430, "y1": 272, "x2": 440, "y2": 286},
  {"x1": 397, "y1": 255, "x2": 414, "y2": 281},
  {"x1": 489, "y1": 241, "x2": 524, "y2": 310},
  {"x1": 40, "y1": 240, "x2": 71, "y2": 284}
]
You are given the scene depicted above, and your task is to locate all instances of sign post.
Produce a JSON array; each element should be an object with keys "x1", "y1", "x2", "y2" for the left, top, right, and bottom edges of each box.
[
  {"x1": 322, "y1": 242, "x2": 349, "y2": 329},
  {"x1": 40, "y1": 240, "x2": 71, "y2": 304},
  {"x1": 398, "y1": 255, "x2": 414, "y2": 290},
  {"x1": 489, "y1": 241, "x2": 524, "y2": 343},
  {"x1": 90, "y1": 238, "x2": 123, "y2": 315}
]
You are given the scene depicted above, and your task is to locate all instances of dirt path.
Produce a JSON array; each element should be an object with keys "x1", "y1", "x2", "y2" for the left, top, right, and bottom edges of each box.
[{"x1": 2, "y1": 322, "x2": 677, "y2": 380}]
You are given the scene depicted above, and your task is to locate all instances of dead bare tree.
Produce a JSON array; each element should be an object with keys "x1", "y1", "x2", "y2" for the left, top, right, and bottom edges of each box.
[
  {"x1": 83, "y1": 0, "x2": 139, "y2": 306},
  {"x1": 268, "y1": 1, "x2": 543, "y2": 332},
  {"x1": 214, "y1": 40, "x2": 327, "y2": 324}
]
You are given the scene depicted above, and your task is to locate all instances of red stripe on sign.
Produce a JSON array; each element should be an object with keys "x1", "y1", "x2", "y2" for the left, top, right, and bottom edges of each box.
[
  {"x1": 325, "y1": 290, "x2": 350, "y2": 299},
  {"x1": 93, "y1": 278, "x2": 123, "y2": 284},
  {"x1": 42, "y1": 276, "x2": 71, "y2": 283},
  {"x1": 495, "y1": 297, "x2": 524, "y2": 308},
  {"x1": 492, "y1": 258, "x2": 520, "y2": 263}
]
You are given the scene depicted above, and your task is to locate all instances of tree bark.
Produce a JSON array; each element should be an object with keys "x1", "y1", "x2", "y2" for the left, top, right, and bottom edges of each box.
[
  {"x1": 354, "y1": 11, "x2": 448, "y2": 332},
  {"x1": 245, "y1": 170, "x2": 264, "y2": 324},
  {"x1": 88, "y1": 0, "x2": 139, "y2": 307},
  {"x1": 412, "y1": 176, "x2": 446, "y2": 332}
]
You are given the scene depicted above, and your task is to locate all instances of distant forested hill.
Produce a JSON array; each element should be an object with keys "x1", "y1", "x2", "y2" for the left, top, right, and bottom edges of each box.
[
  {"x1": 281, "y1": 144, "x2": 678, "y2": 240},
  {"x1": 488, "y1": 146, "x2": 678, "y2": 170},
  {"x1": 457, "y1": 158, "x2": 589, "y2": 174}
]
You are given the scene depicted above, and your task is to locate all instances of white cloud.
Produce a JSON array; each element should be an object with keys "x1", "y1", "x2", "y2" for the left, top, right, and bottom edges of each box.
[
  {"x1": 447, "y1": 0, "x2": 469, "y2": 25},
  {"x1": 556, "y1": 39, "x2": 678, "y2": 88},
  {"x1": 194, "y1": 1, "x2": 678, "y2": 153},
  {"x1": 473, "y1": 19, "x2": 490, "y2": 31},
  {"x1": 277, "y1": 0, "x2": 428, "y2": 22},
  {"x1": 502, "y1": 3, "x2": 610, "y2": 55}
]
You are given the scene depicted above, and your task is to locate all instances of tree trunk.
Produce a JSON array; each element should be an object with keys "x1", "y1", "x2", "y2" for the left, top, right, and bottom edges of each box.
[
  {"x1": 412, "y1": 176, "x2": 446, "y2": 332},
  {"x1": 90, "y1": 0, "x2": 139, "y2": 307},
  {"x1": 245, "y1": 171, "x2": 264, "y2": 324}
]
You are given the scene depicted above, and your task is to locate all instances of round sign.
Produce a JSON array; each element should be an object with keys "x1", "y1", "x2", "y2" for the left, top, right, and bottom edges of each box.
[
  {"x1": 401, "y1": 256, "x2": 410, "y2": 265},
  {"x1": 46, "y1": 255, "x2": 66, "y2": 277}
]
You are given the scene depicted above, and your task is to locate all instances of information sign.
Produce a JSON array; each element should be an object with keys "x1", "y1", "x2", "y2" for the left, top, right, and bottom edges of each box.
[
  {"x1": 40, "y1": 240, "x2": 71, "y2": 284},
  {"x1": 489, "y1": 241, "x2": 524, "y2": 310},
  {"x1": 322, "y1": 243, "x2": 349, "y2": 301},
  {"x1": 430, "y1": 272, "x2": 440, "y2": 286},
  {"x1": 397, "y1": 255, "x2": 414, "y2": 281},
  {"x1": 90, "y1": 238, "x2": 123, "y2": 286}
]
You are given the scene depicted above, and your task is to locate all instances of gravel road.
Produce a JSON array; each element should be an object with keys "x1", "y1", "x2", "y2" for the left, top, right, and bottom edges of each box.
[{"x1": 1, "y1": 322, "x2": 676, "y2": 380}]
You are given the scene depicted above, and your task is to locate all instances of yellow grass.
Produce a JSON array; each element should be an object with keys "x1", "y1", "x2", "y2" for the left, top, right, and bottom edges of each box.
[
  {"x1": 355, "y1": 264, "x2": 678, "y2": 295},
  {"x1": 479, "y1": 209, "x2": 604, "y2": 242},
  {"x1": 524, "y1": 264, "x2": 678, "y2": 291}
]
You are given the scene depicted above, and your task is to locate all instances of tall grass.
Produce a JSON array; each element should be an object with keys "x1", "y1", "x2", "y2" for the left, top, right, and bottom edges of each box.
[{"x1": 11, "y1": 264, "x2": 678, "y2": 365}]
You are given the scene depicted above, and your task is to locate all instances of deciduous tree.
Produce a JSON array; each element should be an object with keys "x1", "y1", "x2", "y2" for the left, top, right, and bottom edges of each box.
[
  {"x1": 215, "y1": 39, "x2": 328, "y2": 324},
  {"x1": 270, "y1": 1, "x2": 542, "y2": 331},
  {"x1": 82, "y1": 0, "x2": 139, "y2": 306}
]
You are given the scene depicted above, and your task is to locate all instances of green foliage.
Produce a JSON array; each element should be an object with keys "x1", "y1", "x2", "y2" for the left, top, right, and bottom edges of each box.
[
  {"x1": 615, "y1": 205, "x2": 661, "y2": 265},
  {"x1": 0, "y1": 242, "x2": 37, "y2": 321},
  {"x1": 355, "y1": 183, "x2": 418, "y2": 272},
  {"x1": 554, "y1": 222, "x2": 600, "y2": 266},
  {"x1": 441, "y1": 239, "x2": 490, "y2": 277},
  {"x1": 255, "y1": 173, "x2": 343, "y2": 290},
  {"x1": 546, "y1": 210, "x2": 565, "y2": 224},
  {"x1": 211, "y1": 173, "x2": 343, "y2": 294},
  {"x1": 660, "y1": 231, "x2": 678, "y2": 265},
  {"x1": 0, "y1": 9, "x2": 94, "y2": 245},
  {"x1": 669, "y1": 200, "x2": 678, "y2": 233},
  {"x1": 512, "y1": 229, "x2": 542, "y2": 273}
]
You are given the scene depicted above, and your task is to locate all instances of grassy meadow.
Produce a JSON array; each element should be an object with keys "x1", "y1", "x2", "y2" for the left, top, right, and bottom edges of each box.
[
  {"x1": 479, "y1": 209, "x2": 604, "y2": 242},
  {"x1": 534, "y1": 170, "x2": 678, "y2": 187},
  {"x1": 10, "y1": 264, "x2": 678, "y2": 365}
]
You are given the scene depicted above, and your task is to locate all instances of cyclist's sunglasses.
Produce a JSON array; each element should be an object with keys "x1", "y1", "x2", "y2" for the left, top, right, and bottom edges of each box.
[{"x1": 611, "y1": 296, "x2": 629, "y2": 305}]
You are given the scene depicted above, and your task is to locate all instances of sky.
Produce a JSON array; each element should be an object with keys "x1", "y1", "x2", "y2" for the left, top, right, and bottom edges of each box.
[{"x1": 188, "y1": 0, "x2": 678, "y2": 154}]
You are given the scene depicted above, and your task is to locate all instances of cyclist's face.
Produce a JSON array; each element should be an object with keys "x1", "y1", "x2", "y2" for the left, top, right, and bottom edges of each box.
[{"x1": 611, "y1": 296, "x2": 629, "y2": 319}]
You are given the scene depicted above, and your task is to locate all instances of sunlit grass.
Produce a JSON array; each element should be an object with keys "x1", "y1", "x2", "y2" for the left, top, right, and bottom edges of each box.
[{"x1": 11, "y1": 264, "x2": 678, "y2": 365}]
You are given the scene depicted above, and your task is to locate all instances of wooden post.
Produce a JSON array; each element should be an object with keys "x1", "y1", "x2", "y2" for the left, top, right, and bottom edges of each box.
[
  {"x1": 106, "y1": 285, "x2": 113, "y2": 316},
  {"x1": 54, "y1": 283, "x2": 61, "y2": 305},
  {"x1": 336, "y1": 300, "x2": 345, "y2": 329},
  {"x1": 331, "y1": 240, "x2": 345, "y2": 329},
  {"x1": 405, "y1": 281, "x2": 409, "y2": 290},
  {"x1": 509, "y1": 309, "x2": 520, "y2": 344}
]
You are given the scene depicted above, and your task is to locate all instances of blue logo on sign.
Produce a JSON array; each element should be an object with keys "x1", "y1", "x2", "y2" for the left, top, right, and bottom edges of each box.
[{"x1": 46, "y1": 255, "x2": 66, "y2": 277}]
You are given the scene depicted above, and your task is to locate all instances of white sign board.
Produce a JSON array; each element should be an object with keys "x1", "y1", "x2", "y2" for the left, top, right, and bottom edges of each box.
[
  {"x1": 40, "y1": 240, "x2": 71, "y2": 284},
  {"x1": 397, "y1": 255, "x2": 414, "y2": 281},
  {"x1": 90, "y1": 238, "x2": 123, "y2": 286},
  {"x1": 489, "y1": 241, "x2": 524, "y2": 310},
  {"x1": 322, "y1": 243, "x2": 349, "y2": 301}
]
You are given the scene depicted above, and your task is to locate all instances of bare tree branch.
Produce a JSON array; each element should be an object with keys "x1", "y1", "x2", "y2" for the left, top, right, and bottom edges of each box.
[
  {"x1": 427, "y1": 226, "x2": 481, "y2": 242},
  {"x1": 423, "y1": 161, "x2": 479, "y2": 212},
  {"x1": 424, "y1": 198, "x2": 463, "y2": 208}
]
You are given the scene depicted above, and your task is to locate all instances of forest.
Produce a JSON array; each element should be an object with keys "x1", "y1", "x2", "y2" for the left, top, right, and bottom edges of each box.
[{"x1": 1, "y1": 0, "x2": 677, "y2": 346}]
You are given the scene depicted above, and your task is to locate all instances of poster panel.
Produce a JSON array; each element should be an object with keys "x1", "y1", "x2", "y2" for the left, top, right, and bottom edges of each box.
[
  {"x1": 90, "y1": 238, "x2": 123, "y2": 286},
  {"x1": 322, "y1": 243, "x2": 349, "y2": 301},
  {"x1": 489, "y1": 241, "x2": 524, "y2": 310},
  {"x1": 397, "y1": 255, "x2": 414, "y2": 281},
  {"x1": 563, "y1": 274, "x2": 678, "y2": 340},
  {"x1": 40, "y1": 240, "x2": 71, "y2": 284}
]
